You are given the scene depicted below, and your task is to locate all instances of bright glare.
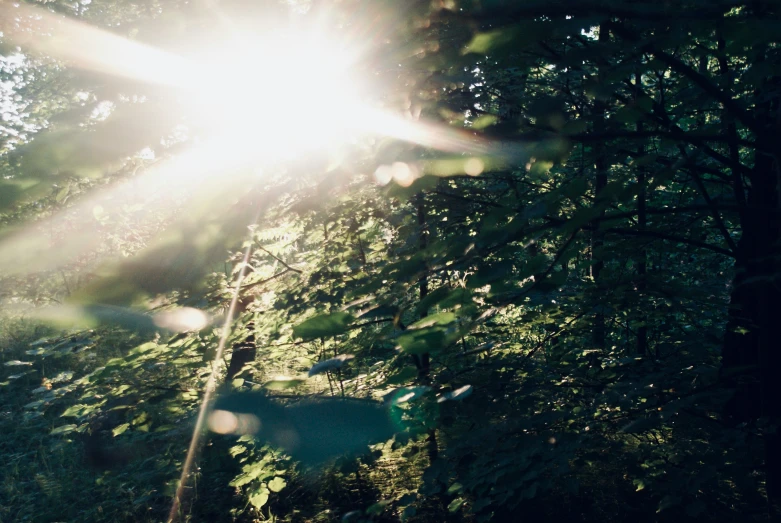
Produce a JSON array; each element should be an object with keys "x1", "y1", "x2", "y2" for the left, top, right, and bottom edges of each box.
[
  {"x1": 0, "y1": 1, "x2": 518, "y2": 280},
  {"x1": 182, "y1": 30, "x2": 370, "y2": 160}
]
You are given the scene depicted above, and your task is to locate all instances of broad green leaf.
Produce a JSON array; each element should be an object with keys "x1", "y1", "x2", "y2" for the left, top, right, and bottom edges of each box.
[
  {"x1": 447, "y1": 498, "x2": 465, "y2": 513},
  {"x1": 263, "y1": 378, "x2": 306, "y2": 390},
  {"x1": 385, "y1": 366, "x2": 418, "y2": 385},
  {"x1": 397, "y1": 328, "x2": 448, "y2": 355},
  {"x1": 249, "y1": 488, "x2": 270, "y2": 509},
  {"x1": 463, "y1": 24, "x2": 545, "y2": 55},
  {"x1": 385, "y1": 386, "x2": 430, "y2": 405},
  {"x1": 308, "y1": 354, "x2": 355, "y2": 377},
  {"x1": 50, "y1": 424, "x2": 77, "y2": 435},
  {"x1": 211, "y1": 392, "x2": 399, "y2": 464},
  {"x1": 267, "y1": 477, "x2": 287, "y2": 492},
  {"x1": 437, "y1": 385, "x2": 473, "y2": 403},
  {"x1": 112, "y1": 423, "x2": 130, "y2": 437},
  {"x1": 366, "y1": 500, "x2": 391, "y2": 516},
  {"x1": 408, "y1": 311, "x2": 456, "y2": 329},
  {"x1": 293, "y1": 312, "x2": 354, "y2": 340}
]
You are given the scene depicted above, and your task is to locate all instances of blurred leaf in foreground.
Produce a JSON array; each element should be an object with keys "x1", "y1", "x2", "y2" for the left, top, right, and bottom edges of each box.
[{"x1": 209, "y1": 392, "x2": 400, "y2": 464}]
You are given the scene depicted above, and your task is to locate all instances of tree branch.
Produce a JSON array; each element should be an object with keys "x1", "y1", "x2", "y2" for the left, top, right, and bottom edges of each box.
[{"x1": 257, "y1": 245, "x2": 302, "y2": 274}]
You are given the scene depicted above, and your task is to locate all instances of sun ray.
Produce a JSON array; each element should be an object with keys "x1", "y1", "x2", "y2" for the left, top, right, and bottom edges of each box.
[
  {"x1": 0, "y1": 137, "x2": 260, "y2": 278},
  {"x1": 0, "y1": 0, "x2": 194, "y2": 87}
]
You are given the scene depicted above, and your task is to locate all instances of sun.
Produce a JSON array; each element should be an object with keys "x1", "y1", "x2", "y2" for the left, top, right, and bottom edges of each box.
[{"x1": 180, "y1": 28, "x2": 372, "y2": 161}]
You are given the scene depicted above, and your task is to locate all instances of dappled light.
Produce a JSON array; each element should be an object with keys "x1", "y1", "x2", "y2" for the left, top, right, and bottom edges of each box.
[{"x1": 1, "y1": 0, "x2": 781, "y2": 522}]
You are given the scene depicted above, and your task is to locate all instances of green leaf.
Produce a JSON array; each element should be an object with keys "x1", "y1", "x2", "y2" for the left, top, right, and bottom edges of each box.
[
  {"x1": 211, "y1": 392, "x2": 399, "y2": 464},
  {"x1": 447, "y1": 498, "x2": 465, "y2": 513},
  {"x1": 385, "y1": 386, "x2": 430, "y2": 405},
  {"x1": 416, "y1": 287, "x2": 472, "y2": 314},
  {"x1": 61, "y1": 404, "x2": 88, "y2": 418},
  {"x1": 463, "y1": 23, "x2": 546, "y2": 56},
  {"x1": 112, "y1": 423, "x2": 130, "y2": 437},
  {"x1": 308, "y1": 354, "x2": 355, "y2": 377},
  {"x1": 263, "y1": 378, "x2": 306, "y2": 390},
  {"x1": 657, "y1": 495, "x2": 682, "y2": 513},
  {"x1": 396, "y1": 328, "x2": 447, "y2": 355},
  {"x1": 408, "y1": 311, "x2": 456, "y2": 329},
  {"x1": 437, "y1": 385, "x2": 473, "y2": 403},
  {"x1": 472, "y1": 114, "x2": 499, "y2": 130},
  {"x1": 366, "y1": 500, "x2": 391, "y2": 516},
  {"x1": 385, "y1": 366, "x2": 418, "y2": 385},
  {"x1": 293, "y1": 312, "x2": 354, "y2": 340},
  {"x1": 31, "y1": 304, "x2": 208, "y2": 334},
  {"x1": 249, "y1": 487, "x2": 270, "y2": 509},
  {"x1": 50, "y1": 424, "x2": 77, "y2": 435},
  {"x1": 267, "y1": 477, "x2": 287, "y2": 492}
]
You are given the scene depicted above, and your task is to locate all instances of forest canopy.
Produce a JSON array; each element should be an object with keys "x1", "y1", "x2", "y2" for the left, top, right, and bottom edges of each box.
[{"x1": 1, "y1": 0, "x2": 780, "y2": 521}]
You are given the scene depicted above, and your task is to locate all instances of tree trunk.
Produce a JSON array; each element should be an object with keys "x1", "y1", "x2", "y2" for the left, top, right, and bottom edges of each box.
[
  {"x1": 590, "y1": 24, "x2": 609, "y2": 348},
  {"x1": 722, "y1": 37, "x2": 781, "y2": 501},
  {"x1": 415, "y1": 193, "x2": 438, "y2": 462},
  {"x1": 226, "y1": 321, "x2": 257, "y2": 381},
  {"x1": 635, "y1": 70, "x2": 648, "y2": 356}
]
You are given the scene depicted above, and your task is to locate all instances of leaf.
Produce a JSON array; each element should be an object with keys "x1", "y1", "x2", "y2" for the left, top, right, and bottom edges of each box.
[
  {"x1": 408, "y1": 311, "x2": 456, "y2": 329},
  {"x1": 61, "y1": 404, "x2": 87, "y2": 418},
  {"x1": 397, "y1": 328, "x2": 449, "y2": 355},
  {"x1": 463, "y1": 23, "x2": 546, "y2": 56},
  {"x1": 263, "y1": 378, "x2": 306, "y2": 390},
  {"x1": 447, "y1": 498, "x2": 465, "y2": 513},
  {"x1": 249, "y1": 488, "x2": 270, "y2": 509},
  {"x1": 657, "y1": 495, "x2": 682, "y2": 513},
  {"x1": 4, "y1": 360, "x2": 33, "y2": 366},
  {"x1": 211, "y1": 392, "x2": 399, "y2": 464},
  {"x1": 293, "y1": 312, "x2": 354, "y2": 340},
  {"x1": 437, "y1": 385, "x2": 473, "y2": 403},
  {"x1": 152, "y1": 307, "x2": 210, "y2": 332},
  {"x1": 267, "y1": 477, "x2": 287, "y2": 492},
  {"x1": 308, "y1": 354, "x2": 355, "y2": 377},
  {"x1": 357, "y1": 304, "x2": 397, "y2": 320},
  {"x1": 472, "y1": 114, "x2": 498, "y2": 130},
  {"x1": 366, "y1": 500, "x2": 391, "y2": 516},
  {"x1": 50, "y1": 424, "x2": 77, "y2": 435},
  {"x1": 385, "y1": 386, "x2": 430, "y2": 405},
  {"x1": 385, "y1": 366, "x2": 418, "y2": 385},
  {"x1": 416, "y1": 287, "x2": 472, "y2": 314},
  {"x1": 112, "y1": 423, "x2": 130, "y2": 437}
]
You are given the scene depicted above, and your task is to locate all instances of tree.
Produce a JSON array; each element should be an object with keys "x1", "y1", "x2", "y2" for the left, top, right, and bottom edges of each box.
[{"x1": 1, "y1": 0, "x2": 780, "y2": 521}]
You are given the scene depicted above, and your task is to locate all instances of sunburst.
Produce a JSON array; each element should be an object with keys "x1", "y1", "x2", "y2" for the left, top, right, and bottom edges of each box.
[{"x1": 0, "y1": 2, "x2": 509, "y2": 519}]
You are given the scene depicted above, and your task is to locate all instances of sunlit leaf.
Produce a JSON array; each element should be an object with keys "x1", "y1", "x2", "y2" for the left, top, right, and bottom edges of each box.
[
  {"x1": 293, "y1": 312, "x2": 354, "y2": 340},
  {"x1": 263, "y1": 378, "x2": 306, "y2": 390},
  {"x1": 112, "y1": 423, "x2": 130, "y2": 437},
  {"x1": 249, "y1": 487, "x2": 270, "y2": 509},
  {"x1": 308, "y1": 354, "x2": 355, "y2": 377},
  {"x1": 267, "y1": 477, "x2": 287, "y2": 492},
  {"x1": 385, "y1": 386, "x2": 430, "y2": 405},
  {"x1": 437, "y1": 385, "x2": 473, "y2": 403},
  {"x1": 4, "y1": 360, "x2": 33, "y2": 366},
  {"x1": 447, "y1": 498, "x2": 465, "y2": 513},
  {"x1": 50, "y1": 424, "x2": 77, "y2": 435}
]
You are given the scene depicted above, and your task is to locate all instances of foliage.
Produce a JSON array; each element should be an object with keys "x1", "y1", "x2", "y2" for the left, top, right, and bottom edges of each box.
[{"x1": 2, "y1": 0, "x2": 781, "y2": 521}]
